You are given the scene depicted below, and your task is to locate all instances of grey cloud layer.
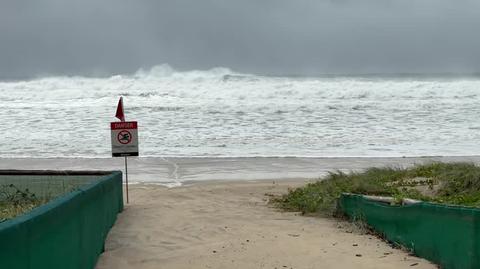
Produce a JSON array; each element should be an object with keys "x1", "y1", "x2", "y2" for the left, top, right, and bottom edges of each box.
[{"x1": 1, "y1": 0, "x2": 480, "y2": 79}]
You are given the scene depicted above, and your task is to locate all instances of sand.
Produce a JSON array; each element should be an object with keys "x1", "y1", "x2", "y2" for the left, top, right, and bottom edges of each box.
[
  {"x1": 2, "y1": 156, "x2": 480, "y2": 185},
  {"x1": 95, "y1": 180, "x2": 436, "y2": 269}
]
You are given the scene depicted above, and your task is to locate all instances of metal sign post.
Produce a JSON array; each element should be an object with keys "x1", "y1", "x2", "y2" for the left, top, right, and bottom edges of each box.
[
  {"x1": 124, "y1": 156, "x2": 129, "y2": 203},
  {"x1": 111, "y1": 121, "x2": 139, "y2": 203}
]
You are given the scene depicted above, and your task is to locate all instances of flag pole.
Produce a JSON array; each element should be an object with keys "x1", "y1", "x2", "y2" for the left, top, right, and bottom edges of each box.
[
  {"x1": 115, "y1": 96, "x2": 130, "y2": 204},
  {"x1": 119, "y1": 96, "x2": 129, "y2": 203},
  {"x1": 124, "y1": 155, "x2": 129, "y2": 204}
]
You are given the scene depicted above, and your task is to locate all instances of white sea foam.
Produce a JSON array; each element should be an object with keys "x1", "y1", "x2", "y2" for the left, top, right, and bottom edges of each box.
[{"x1": 2, "y1": 65, "x2": 480, "y2": 158}]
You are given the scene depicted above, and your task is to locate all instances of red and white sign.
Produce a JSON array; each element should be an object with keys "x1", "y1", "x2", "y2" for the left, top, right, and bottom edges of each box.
[{"x1": 110, "y1": 121, "x2": 139, "y2": 157}]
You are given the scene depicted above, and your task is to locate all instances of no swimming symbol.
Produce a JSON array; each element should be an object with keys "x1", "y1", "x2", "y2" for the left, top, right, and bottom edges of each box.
[{"x1": 117, "y1": 130, "x2": 132, "y2": 144}]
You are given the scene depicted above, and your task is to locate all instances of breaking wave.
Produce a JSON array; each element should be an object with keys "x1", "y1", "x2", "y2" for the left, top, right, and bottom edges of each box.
[{"x1": 1, "y1": 64, "x2": 480, "y2": 158}]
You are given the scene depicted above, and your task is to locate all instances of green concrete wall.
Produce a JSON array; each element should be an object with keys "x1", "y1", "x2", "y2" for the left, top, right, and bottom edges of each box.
[
  {"x1": 339, "y1": 194, "x2": 480, "y2": 269},
  {"x1": 0, "y1": 171, "x2": 123, "y2": 269}
]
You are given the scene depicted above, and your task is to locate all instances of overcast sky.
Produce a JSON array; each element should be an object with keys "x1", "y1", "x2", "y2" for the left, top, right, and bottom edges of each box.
[{"x1": 1, "y1": 0, "x2": 480, "y2": 79}]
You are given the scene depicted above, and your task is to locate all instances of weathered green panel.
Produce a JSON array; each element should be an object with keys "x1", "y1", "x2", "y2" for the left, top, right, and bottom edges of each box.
[
  {"x1": 0, "y1": 171, "x2": 123, "y2": 269},
  {"x1": 339, "y1": 194, "x2": 478, "y2": 269}
]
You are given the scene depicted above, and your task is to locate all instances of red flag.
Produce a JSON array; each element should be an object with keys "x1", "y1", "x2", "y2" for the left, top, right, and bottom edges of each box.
[{"x1": 115, "y1": 97, "x2": 125, "y2": 122}]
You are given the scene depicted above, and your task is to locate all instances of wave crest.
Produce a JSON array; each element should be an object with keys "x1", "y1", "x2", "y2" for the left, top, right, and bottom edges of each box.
[{"x1": 132, "y1": 64, "x2": 250, "y2": 81}]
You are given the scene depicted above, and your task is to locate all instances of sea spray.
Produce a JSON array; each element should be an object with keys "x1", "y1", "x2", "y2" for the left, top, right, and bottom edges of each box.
[{"x1": 1, "y1": 65, "x2": 480, "y2": 158}]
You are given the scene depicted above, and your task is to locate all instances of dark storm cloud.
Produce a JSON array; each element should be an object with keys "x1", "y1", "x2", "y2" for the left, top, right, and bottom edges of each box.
[{"x1": 1, "y1": 0, "x2": 480, "y2": 79}]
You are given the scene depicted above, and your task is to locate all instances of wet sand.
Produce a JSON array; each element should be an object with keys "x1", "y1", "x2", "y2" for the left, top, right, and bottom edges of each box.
[
  {"x1": 1, "y1": 156, "x2": 479, "y2": 185},
  {"x1": 95, "y1": 180, "x2": 435, "y2": 269}
]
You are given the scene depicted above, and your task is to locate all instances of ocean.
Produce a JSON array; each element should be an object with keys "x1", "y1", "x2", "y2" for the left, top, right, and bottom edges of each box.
[{"x1": 2, "y1": 65, "x2": 480, "y2": 158}]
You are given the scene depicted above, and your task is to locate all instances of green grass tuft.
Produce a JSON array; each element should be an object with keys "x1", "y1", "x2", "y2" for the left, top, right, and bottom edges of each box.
[
  {"x1": 273, "y1": 162, "x2": 480, "y2": 215},
  {"x1": 0, "y1": 184, "x2": 49, "y2": 222}
]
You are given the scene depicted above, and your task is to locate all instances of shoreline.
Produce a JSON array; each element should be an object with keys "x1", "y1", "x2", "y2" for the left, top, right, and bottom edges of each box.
[
  {"x1": 2, "y1": 156, "x2": 480, "y2": 186},
  {"x1": 3, "y1": 154, "x2": 480, "y2": 159}
]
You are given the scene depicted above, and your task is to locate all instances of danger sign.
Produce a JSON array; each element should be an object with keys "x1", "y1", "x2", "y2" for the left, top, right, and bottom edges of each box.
[{"x1": 110, "y1": 121, "x2": 139, "y2": 157}]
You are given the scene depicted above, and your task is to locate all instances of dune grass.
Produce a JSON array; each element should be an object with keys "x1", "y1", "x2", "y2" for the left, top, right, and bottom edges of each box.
[
  {"x1": 0, "y1": 184, "x2": 48, "y2": 222},
  {"x1": 273, "y1": 162, "x2": 480, "y2": 215},
  {"x1": 0, "y1": 201, "x2": 45, "y2": 222}
]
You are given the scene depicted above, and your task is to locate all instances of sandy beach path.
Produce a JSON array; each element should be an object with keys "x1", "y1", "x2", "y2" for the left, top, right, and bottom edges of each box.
[{"x1": 96, "y1": 180, "x2": 436, "y2": 269}]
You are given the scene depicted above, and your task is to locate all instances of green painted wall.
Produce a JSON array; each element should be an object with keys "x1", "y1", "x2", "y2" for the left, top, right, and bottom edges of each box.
[
  {"x1": 339, "y1": 194, "x2": 479, "y2": 269},
  {"x1": 0, "y1": 171, "x2": 123, "y2": 269}
]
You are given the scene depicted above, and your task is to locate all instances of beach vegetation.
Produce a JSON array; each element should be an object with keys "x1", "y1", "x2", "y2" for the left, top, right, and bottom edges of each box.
[
  {"x1": 0, "y1": 184, "x2": 48, "y2": 222},
  {"x1": 273, "y1": 162, "x2": 480, "y2": 215}
]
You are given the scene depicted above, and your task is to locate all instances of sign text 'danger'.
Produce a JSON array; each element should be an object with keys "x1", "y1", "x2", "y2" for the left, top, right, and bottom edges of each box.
[{"x1": 111, "y1": 121, "x2": 138, "y2": 130}]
